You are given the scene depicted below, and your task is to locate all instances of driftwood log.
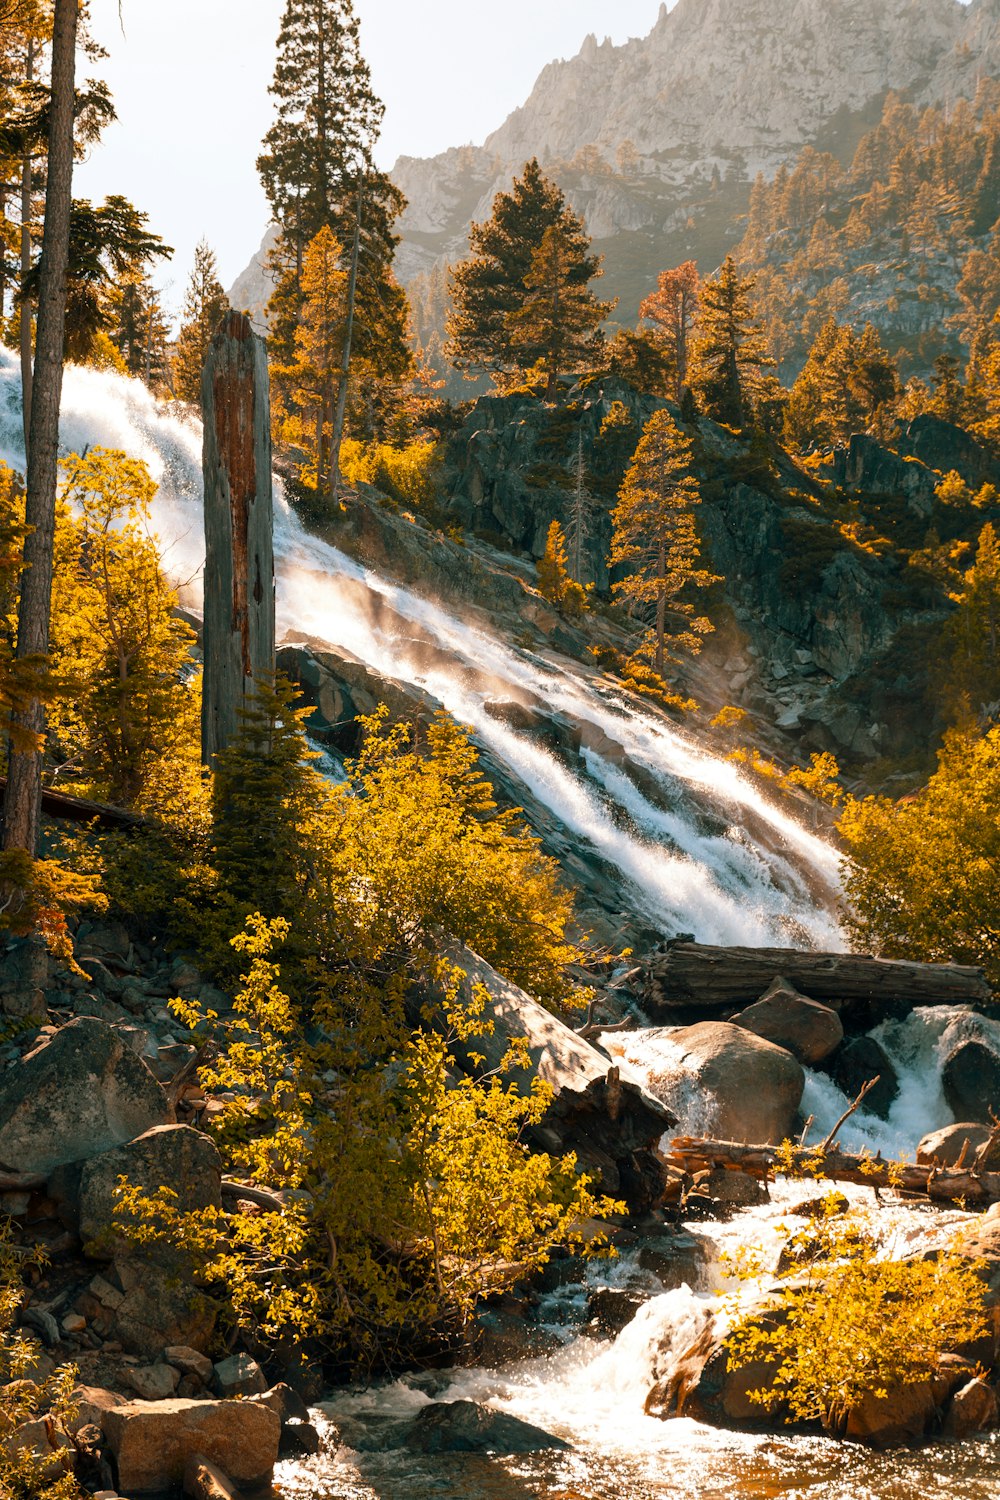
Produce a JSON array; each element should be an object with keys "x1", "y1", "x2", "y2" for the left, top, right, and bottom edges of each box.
[
  {"x1": 644, "y1": 941, "x2": 991, "y2": 1026},
  {"x1": 665, "y1": 1135, "x2": 1000, "y2": 1206},
  {"x1": 201, "y1": 310, "x2": 275, "y2": 765},
  {"x1": 427, "y1": 944, "x2": 676, "y2": 1216}
]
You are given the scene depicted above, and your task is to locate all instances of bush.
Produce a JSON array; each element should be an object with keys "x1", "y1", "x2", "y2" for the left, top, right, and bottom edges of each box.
[
  {"x1": 725, "y1": 1195, "x2": 987, "y2": 1435},
  {"x1": 340, "y1": 439, "x2": 443, "y2": 511}
]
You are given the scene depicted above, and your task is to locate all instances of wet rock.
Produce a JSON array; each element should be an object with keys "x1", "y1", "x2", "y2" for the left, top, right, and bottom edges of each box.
[
  {"x1": 658, "y1": 1021, "x2": 805, "y2": 1144},
  {"x1": 705, "y1": 1168, "x2": 768, "y2": 1207},
  {"x1": 212, "y1": 1353, "x2": 267, "y2": 1399},
  {"x1": 472, "y1": 1305, "x2": 564, "y2": 1366},
  {"x1": 843, "y1": 1378, "x2": 938, "y2": 1448},
  {"x1": 403, "y1": 1399, "x2": 569, "y2": 1454},
  {"x1": 585, "y1": 1287, "x2": 646, "y2": 1338},
  {"x1": 943, "y1": 1377, "x2": 1000, "y2": 1439},
  {"x1": 103, "y1": 1398, "x2": 280, "y2": 1495},
  {"x1": 646, "y1": 1316, "x2": 785, "y2": 1428},
  {"x1": 279, "y1": 1418, "x2": 322, "y2": 1457},
  {"x1": 826, "y1": 1036, "x2": 899, "y2": 1121},
  {"x1": 80, "y1": 1124, "x2": 223, "y2": 1255},
  {"x1": 730, "y1": 979, "x2": 843, "y2": 1065},
  {"x1": 250, "y1": 1382, "x2": 311, "y2": 1426},
  {"x1": 0, "y1": 1016, "x2": 169, "y2": 1173},
  {"x1": 917, "y1": 1123, "x2": 1000, "y2": 1170},
  {"x1": 942, "y1": 1040, "x2": 1000, "y2": 1125}
]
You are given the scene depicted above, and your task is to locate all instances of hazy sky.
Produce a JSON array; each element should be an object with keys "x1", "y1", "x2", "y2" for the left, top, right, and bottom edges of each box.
[{"x1": 74, "y1": 1, "x2": 664, "y2": 319}]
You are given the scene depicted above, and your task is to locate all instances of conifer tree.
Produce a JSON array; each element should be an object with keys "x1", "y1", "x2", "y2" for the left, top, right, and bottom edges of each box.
[
  {"x1": 173, "y1": 240, "x2": 229, "y2": 402},
  {"x1": 448, "y1": 159, "x2": 600, "y2": 384},
  {"x1": 945, "y1": 521, "x2": 1000, "y2": 711},
  {"x1": 566, "y1": 430, "x2": 592, "y2": 584},
  {"x1": 537, "y1": 520, "x2": 571, "y2": 605},
  {"x1": 110, "y1": 273, "x2": 171, "y2": 389},
  {"x1": 508, "y1": 220, "x2": 613, "y2": 395},
  {"x1": 689, "y1": 256, "x2": 773, "y2": 428},
  {"x1": 610, "y1": 410, "x2": 716, "y2": 676},
  {"x1": 639, "y1": 261, "x2": 701, "y2": 399},
  {"x1": 292, "y1": 224, "x2": 347, "y2": 496}
]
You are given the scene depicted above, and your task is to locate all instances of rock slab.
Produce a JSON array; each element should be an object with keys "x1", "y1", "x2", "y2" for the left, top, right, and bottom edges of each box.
[{"x1": 104, "y1": 1398, "x2": 280, "y2": 1495}]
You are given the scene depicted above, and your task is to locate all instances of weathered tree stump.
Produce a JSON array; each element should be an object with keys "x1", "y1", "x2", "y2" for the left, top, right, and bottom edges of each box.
[{"x1": 201, "y1": 311, "x2": 275, "y2": 765}]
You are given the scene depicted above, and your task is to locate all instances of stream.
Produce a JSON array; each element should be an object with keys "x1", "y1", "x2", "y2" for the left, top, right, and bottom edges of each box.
[{"x1": 0, "y1": 355, "x2": 996, "y2": 1496}]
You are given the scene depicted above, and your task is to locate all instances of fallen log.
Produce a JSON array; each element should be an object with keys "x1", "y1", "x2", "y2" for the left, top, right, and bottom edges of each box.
[
  {"x1": 664, "y1": 1134, "x2": 1000, "y2": 1206},
  {"x1": 0, "y1": 776, "x2": 142, "y2": 832},
  {"x1": 644, "y1": 941, "x2": 992, "y2": 1027}
]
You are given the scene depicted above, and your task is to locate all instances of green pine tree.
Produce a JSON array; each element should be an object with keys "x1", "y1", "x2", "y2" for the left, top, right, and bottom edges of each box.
[
  {"x1": 689, "y1": 256, "x2": 774, "y2": 428},
  {"x1": 508, "y1": 220, "x2": 614, "y2": 395},
  {"x1": 173, "y1": 240, "x2": 229, "y2": 403},
  {"x1": 447, "y1": 159, "x2": 600, "y2": 385}
]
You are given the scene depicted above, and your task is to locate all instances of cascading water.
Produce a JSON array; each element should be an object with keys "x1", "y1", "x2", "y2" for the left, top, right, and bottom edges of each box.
[
  {"x1": 0, "y1": 351, "x2": 841, "y2": 949},
  {"x1": 6, "y1": 356, "x2": 998, "y2": 1496}
]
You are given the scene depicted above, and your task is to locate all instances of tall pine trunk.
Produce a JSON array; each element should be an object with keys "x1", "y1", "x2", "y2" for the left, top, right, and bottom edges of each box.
[
  {"x1": 19, "y1": 38, "x2": 35, "y2": 456},
  {"x1": 329, "y1": 177, "x2": 363, "y2": 509},
  {"x1": 3, "y1": 0, "x2": 79, "y2": 859},
  {"x1": 655, "y1": 543, "x2": 666, "y2": 678}
]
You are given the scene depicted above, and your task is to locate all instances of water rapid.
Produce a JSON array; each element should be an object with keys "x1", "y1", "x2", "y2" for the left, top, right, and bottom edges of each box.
[{"x1": 0, "y1": 352, "x2": 841, "y2": 949}]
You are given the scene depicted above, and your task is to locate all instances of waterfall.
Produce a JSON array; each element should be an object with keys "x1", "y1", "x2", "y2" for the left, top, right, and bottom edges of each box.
[{"x1": 0, "y1": 353, "x2": 844, "y2": 948}]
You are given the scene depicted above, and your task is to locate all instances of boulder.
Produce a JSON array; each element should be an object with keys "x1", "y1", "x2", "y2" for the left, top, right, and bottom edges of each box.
[
  {"x1": 0, "y1": 934, "x2": 47, "y2": 1020},
  {"x1": 212, "y1": 1353, "x2": 267, "y2": 1399},
  {"x1": 0, "y1": 1017, "x2": 169, "y2": 1173},
  {"x1": 280, "y1": 1419, "x2": 322, "y2": 1457},
  {"x1": 942, "y1": 1040, "x2": 1000, "y2": 1125},
  {"x1": 67, "y1": 1384, "x2": 128, "y2": 1436},
  {"x1": 111, "y1": 1252, "x2": 216, "y2": 1359},
  {"x1": 826, "y1": 1036, "x2": 899, "y2": 1121},
  {"x1": 1, "y1": 1415, "x2": 75, "y2": 1481},
  {"x1": 656, "y1": 1022, "x2": 804, "y2": 1144},
  {"x1": 730, "y1": 980, "x2": 843, "y2": 1065},
  {"x1": 103, "y1": 1398, "x2": 280, "y2": 1495},
  {"x1": 79, "y1": 1124, "x2": 223, "y2": 1255},
  {"x1": 917, "y1": 1123, "x2": 1000, "y2": 1170},
  {"x1": 843, "y1": 1379, "x2": 937, "y2": 1448},
  {"x1": 943, "y1": 1378, "x2": 1000, "y2": 1439},
  {"x1": 165, "y1": 1347, "x2": 215, "y2": 1385},
  {"x1": 128, "y1": 1363, "x2": 181, "y2": 1400},
  {"x1": 403, "y1": 1399, "x2": 568, "y2": 1455},
  {"x1": 645, "y1": 1317, "x2": 784, "y2": 1428},
  {"x1": 250, "y1": 1382, "x2": 310, "y2": 1425}
]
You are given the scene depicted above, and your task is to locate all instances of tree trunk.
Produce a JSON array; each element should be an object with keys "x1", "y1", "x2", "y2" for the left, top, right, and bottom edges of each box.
[
  {"x1": 655, "y1": 546, "x2": 666, "y2": 676},
  {"x1": 3, "y1": 3, "x2": 79, "y2": 861},
  {"x1": 329, "y1": 178, "x2": 363, "y2": 510},
  {"x1": 201, "y1": 311, "x2": 275, "y2": 765},
  {"x1": 18, "y1": 38, "x2": 35, "y2": 457},
  {"x1": 664, "y1": 1135, "x2": 1000, "y2": 1207},
  {"x1": 644, "y1": 940, "x2": 991, "y2": 1026}
]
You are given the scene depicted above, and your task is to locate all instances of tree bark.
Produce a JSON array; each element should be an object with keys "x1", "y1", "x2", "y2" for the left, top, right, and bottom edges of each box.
[
  {"x1": 3, "y1": 2, "x2": 79, "y2": 861},
  {"x1": 664, "y1": 1134, "x2": 1000, "y2": 1207},
  {"x1": 329, "y1": 178, "x2": 363, "y2": 510},
  {"x1": 644, "y1": 940, "x2": 991, "y2": 1026},
  {"x1": 201, "y1": 310, "x2": 275, "y2": 765},
  {"x1": 19, "y1": 38, "x2": 35, "y2": 457}
]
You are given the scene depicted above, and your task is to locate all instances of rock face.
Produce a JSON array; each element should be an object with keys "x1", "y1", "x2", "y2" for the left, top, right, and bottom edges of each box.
[
  {"x1": 0, "y1": 1017, "x2": 169, "y2": 1173},
  {"x1": 942, "y1": 1040, "x2": 1000, "y2": 1125},
  {"x1": 656, "y1": 1021, "x2": 804, "y2": 1144},
  {"x1": 731, "y1": 980, "x2": 843, "y2": 1065},
  {"x1": 103, "y1": 1398, "x2": 280, "y2": 1495}
]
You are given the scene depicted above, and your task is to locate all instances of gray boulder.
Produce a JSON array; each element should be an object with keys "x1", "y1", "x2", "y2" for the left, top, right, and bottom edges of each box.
[
  {"x1": 79, "y1": 1124, "x2": 222, "y2": 1254},
  {"x1": 405, "y1": 1400, "x2": 568, "y2": 1455},
  {"x1": 0, "y1": 935, "x2": 47, "y2": 1020},
  {"x1": 731, "y1": 979, "x2": 843, "y2": 1065},
  {"x1": 827, "y1": 1036, "x2": 899, "y2": 1121},
  {"x1": 658, "y1": 1021, "x2": 805, "y2": 1145},
  {"x1": 942, "y1": 1040, "x2": 1000, "y2": 1125},
  {"x1": 0, "y1": 1016, "x2": 169, "y2": 1173}
]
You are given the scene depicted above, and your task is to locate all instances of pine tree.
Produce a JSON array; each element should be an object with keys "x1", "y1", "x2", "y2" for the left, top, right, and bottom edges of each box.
[
  {"x1": 257, "y1": 1, "x2": 412, "y2": 469},
  {"x1": 610, "y1": 410, "x2": 716, "y2": 677},
  {"x1": 945, "y1": 522, "x2": 1000, "y2": 714},
  {"x1": 508, "y1": 220, "x2": 613, "y2": 396},
  {"x1": 537, "y1": 520, "x2": 571, "y2": 605},
  {"x1": 448, "y1": 159, "x2": 600, "y2": 384},
  {"x1": 109, "y1": 273, "x2": 171, "y2": 390},
  {"x1": 639, "y1": 261, "x2": 701, "y2": 399},
  {"x1": 292, "y1": 224, "x2": 347, "y2": 496},
  {"x1": 929, "y1": 353, "x2": 965, "y2": 426},
  {"x1": 173, "y1": 240, "x2": 229, "y2": 402},
  {"x1": 689, "y1": 256, "x2": 774, "y2": 428},
  {"x1": 565, "y1": 430, "x2": 592, "y2": 584}
]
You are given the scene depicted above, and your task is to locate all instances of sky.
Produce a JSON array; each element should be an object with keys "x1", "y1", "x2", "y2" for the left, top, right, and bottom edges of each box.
[{"x1": 74, "y1": 0, "x2": 665, "y2": 321}]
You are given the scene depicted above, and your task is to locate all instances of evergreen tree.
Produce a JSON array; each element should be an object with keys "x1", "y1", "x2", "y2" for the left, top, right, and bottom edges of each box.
[
  {"x1": 448, "y1": 159, "x2": 600, "y2": 384},
  {"x1": 173, "y1": 239, "x2": 229, "y2": 402},
  {"x1": 945, "y1": 521, "x2": 1000, "y2": 712},
  {"x1": 110, "y1": 273, "x2": 171, "y2": 390},
  {"x1": 508, "y1": 220, "x2": 613, "y2": 396},
  {"x1": 292, "y1": 224, "x2": 347, "y2": 496},
  {"x1": 689, "y1": 256, "x2": 774, "y2": 428},
  {"x1": 257, "y1": 1, "x2": 412, "y2": 477},
  {"x1": 565, "y1": 430, "x2": 593, "y2": 584},
  {"x1": 929, "y1": 353, "x2": 966, "y2": 425},
  {"x1": 610, "y1": 410, "x2": 716, "y2": 676},
  {"x1": 639, "y1": 260, "x2": 701, "y2": 399}
]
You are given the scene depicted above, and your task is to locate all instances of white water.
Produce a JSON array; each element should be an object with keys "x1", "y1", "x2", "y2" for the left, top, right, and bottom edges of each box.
[{"x1": 0, "y1": 353, "x2": 843, "y2": 949}]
